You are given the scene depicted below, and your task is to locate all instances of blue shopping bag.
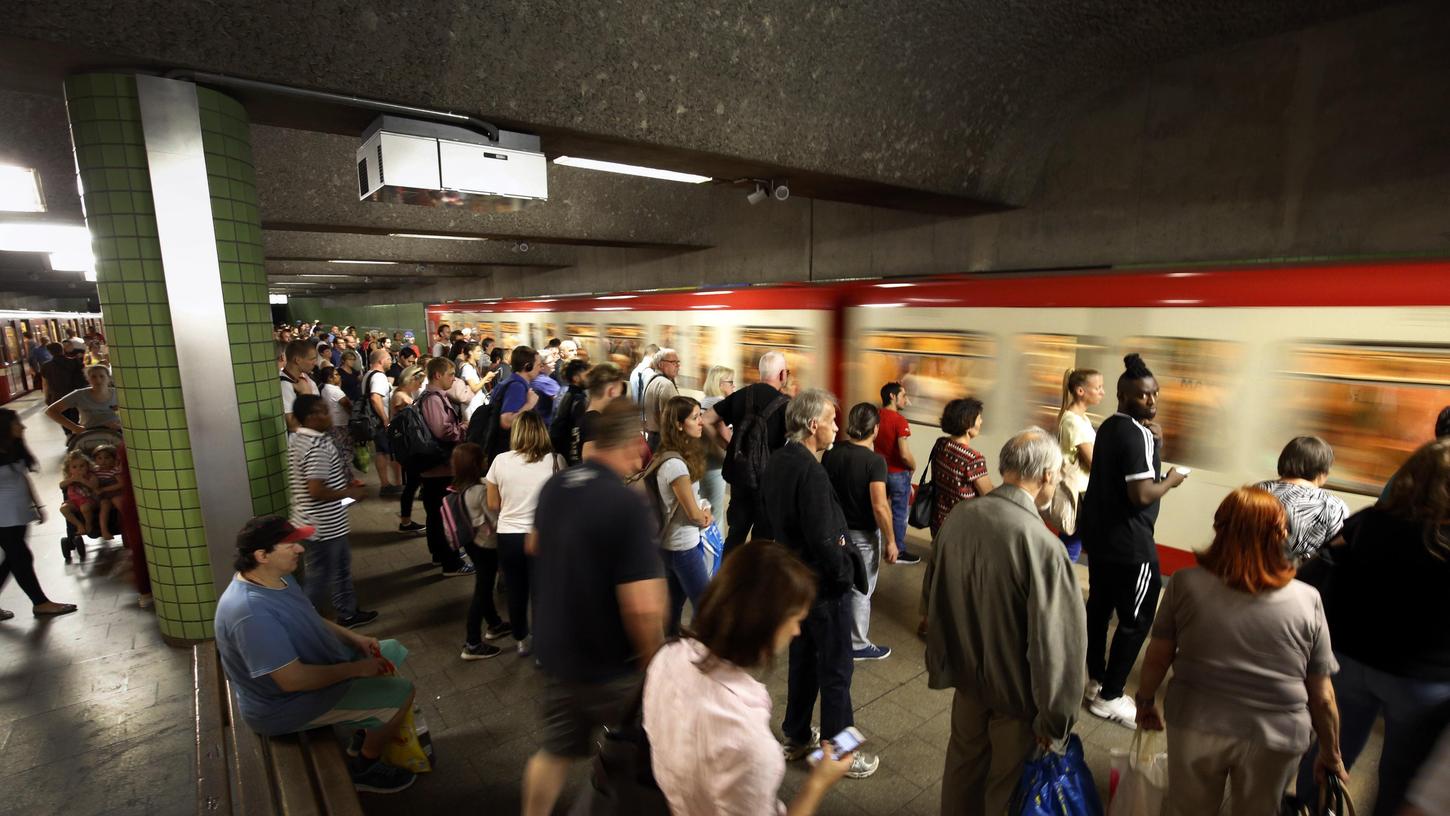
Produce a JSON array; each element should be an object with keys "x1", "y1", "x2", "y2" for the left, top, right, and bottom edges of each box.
[
  {"x1": 1010, "y1": 735, "x2": 1104, "y2": 816},
  {"x1": 701, "y1": 522, "x2": 725, "y2": 577}
]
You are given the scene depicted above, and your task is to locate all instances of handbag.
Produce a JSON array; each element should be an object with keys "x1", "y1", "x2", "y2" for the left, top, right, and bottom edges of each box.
[
  {"x1": 1315, "y1": 775, "x2": 1356, "y2": 816},
  {"x1": 572, "y1": 684, "x2": 670, "y2": 816},
  {"x1": 908, "y1": 438, "x2": 945, "y2": 529},
  {"x1": 1010, "y1": 734, "x2": 1104, "y2": 816},
  {"x1": 1042, "y1": 479, "x2": 1079, "y2": 537},
  {"x1": 1107, "y1": 730, "x2": 1167, "y2": 816}
]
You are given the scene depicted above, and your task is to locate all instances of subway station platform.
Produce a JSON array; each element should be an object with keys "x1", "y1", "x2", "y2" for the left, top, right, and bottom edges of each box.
[{"x1": 0, "y1": 389, "x2": 1382, "y2": 815}]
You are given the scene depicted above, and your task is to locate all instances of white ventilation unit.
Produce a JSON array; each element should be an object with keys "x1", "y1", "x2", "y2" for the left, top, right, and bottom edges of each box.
[{"x1": 357, "y1": 116, "x2": 547, "y2": 212}]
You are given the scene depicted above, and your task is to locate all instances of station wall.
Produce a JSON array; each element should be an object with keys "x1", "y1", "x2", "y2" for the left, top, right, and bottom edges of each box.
[{"x1": 284, "y1": 299, "x2": 428, "y2": 339}]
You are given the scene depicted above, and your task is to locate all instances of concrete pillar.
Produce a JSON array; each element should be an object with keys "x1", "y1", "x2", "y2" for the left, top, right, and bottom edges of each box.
[{"x1": 64, "y1": 73, "x2": 288, "y2": 643}]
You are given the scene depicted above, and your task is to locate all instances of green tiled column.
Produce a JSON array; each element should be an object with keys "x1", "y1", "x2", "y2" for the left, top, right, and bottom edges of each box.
[{"x1": 65, "y1": 74, "x2": 287, "y2": 643}]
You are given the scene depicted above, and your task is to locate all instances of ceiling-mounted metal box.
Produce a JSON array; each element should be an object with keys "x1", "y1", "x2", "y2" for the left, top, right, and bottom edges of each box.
[{"x1": 357, "y1": 116, "x2": 547, "y2": 212}]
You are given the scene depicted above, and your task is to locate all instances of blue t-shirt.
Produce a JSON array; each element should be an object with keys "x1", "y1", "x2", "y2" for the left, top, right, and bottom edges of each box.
[
  {"x1": 213, "y1": 575, "x2": 354, "y2": 736},
  {"x1": 491, "y1": 373, "x2": 531, "y2": 414},
  {"x1": 27, "y1": 344, "x2": 52, "y2": 369}
]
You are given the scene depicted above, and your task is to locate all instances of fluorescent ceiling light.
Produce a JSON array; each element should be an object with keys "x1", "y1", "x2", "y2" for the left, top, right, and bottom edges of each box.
[
  {"x1": 0, "y1": 166, "x2": 45, "y2": 212},
  {"x1": 693, "y1": 289, "x2": 733, "y2": 296},
  {"x1": 875, "y1": 282, "x2": 914, "y2": 288},
  {"x1": 388, "y1": 233, "x2": 489, "y2": 241},
  {"x1": 690, "y1": 304, "x2": 728, "y2": 310},
  {"x1": 49, "y1": 248, "x2": 96, "y2": 275},
  {"x1": 596, "y1": 294, "x2": 636, "y2": 300},
  {"x1": 861, "y1": 302, "x2": 905, "y2": 309},
  {"x1": 0, "y1": 222, "x2": 89, "y2": 253},
  {"x1": 554, "y1": 156, "x2": 711, "y2": 184},
  {"x1": 292, "y1": 273, "x2": 358, "y2": 280},
  {"x1": 83, "y1": 269, "x2": 97, "y2": 282},
  {"x1": 269, "y1": 293, "x2": 290, "y2": 304},
  {"x1": 327, "y1": 259, "x2": 399, "y2": 265},
  {"x1": 594, "y1": 306, "x2": 629, "y2": 311}
]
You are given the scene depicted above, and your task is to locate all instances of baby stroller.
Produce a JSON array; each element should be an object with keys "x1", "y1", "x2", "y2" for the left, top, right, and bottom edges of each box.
[{"x1": 61, "y1": 426, "x2": 125, "y2": 563}]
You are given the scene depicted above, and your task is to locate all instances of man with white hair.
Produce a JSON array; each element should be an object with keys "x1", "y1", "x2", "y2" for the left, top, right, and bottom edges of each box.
[
  {"x1": 703, "y1": 350, "x2": 791, "y2": 554},
  {"x1": 629, "y1": 344, "x2": 660, "y2": 406},
  {"x1": 558, "y1": 339, "x2": 578, "y2": 363},
  {"x1": 760, "y1": 388, "x2": 879, "y2": 779},
  {"x1": 640, "y1": 347, "x2": 680, "y2": 451},
  {"x1": 922, "y1": 428, "x2": 1087, "y2": 816}
]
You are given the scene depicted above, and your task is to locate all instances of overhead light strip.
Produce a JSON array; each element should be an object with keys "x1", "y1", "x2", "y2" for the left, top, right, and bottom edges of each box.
[
  {"x1": 553, "y1": 156, "x2": 711, "y2": 184},
  {"x1": 327, "y1": 259, "x2": 400, "y2": 265},
  {"x1": 0, "y1": 166, "x2": 46, "y2": 212},
  {"x1": 388, "y1": 233, "x2": 489, "y2": 241}
]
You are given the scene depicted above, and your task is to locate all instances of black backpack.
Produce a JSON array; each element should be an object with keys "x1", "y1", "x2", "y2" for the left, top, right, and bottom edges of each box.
[
  {"x1": 721, "y1": 388, "x2": 789, "y2": 491},
  {"x1": 347, "y1": 370, "x2": 386, "y2": 443},
  {"x1": 387, "y1": 390, "x2": 453, "y2": 471},
  {"x1": 467, "y1": 377, "x2": 528, "y2": 462},
  {"x1": 550, "y1": 386, "x2": 588, "y2": 464}
]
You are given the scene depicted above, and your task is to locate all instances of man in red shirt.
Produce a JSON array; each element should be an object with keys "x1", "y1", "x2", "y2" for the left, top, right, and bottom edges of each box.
[{"x1": 873, "y1": 383, "x2": 920, "y2": 564}]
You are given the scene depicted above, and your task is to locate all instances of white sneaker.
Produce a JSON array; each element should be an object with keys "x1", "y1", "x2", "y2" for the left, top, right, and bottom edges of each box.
[
  {"x1": 1088, "y1": 694, "x2": 1138, "y2": 729},
  {"x1": 846, "y1": 751, "x2": 880, "y2": 779},
  {"x1": 1083, "y1": 679, "x2": 1102, "y2": 706}
]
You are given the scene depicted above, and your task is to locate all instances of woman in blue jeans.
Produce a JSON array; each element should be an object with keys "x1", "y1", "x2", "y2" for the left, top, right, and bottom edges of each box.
[
  {"x1": 1296, "y1": 439, "x2": 1450, "y2": 814},
  {"x1": 649, "y1": 396, "x2": 714, "y2": 634}
]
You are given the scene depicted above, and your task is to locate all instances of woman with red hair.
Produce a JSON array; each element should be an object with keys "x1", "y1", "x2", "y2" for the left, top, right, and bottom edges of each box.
[{"x1": 1133, "y1": 486, "x2": 1346, "y2": 815}]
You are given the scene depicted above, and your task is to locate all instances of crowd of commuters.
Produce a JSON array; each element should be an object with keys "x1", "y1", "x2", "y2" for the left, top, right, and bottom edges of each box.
[{"x1": 5, "y1": 316, "x2": 1412, "y2": 814}]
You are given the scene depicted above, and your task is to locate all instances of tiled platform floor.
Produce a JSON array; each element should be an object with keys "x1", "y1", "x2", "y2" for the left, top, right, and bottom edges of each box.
[{"x1": 0, "y1": 391, "x2": 1382, "y2": 815}]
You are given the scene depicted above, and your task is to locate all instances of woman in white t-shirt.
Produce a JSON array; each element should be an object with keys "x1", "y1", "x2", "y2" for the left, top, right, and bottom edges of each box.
[
  {"x1": 486, "y1": 411, "x2": 564, "y2": 657},
  {"x1": 649, "y1": 396, "x2": 714, "y2": 635},
  {"x1": 1056, "y1": 367, "x2": 1104, "y2": 562},
  {"x1": 455, "y1": 343, "x2": 492, "y2": 421},
  {"x1": 319, "y1": 366, "x2": 354, "y2": 476}
]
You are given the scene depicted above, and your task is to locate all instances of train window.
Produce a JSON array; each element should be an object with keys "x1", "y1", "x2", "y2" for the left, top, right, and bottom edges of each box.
[
  {"x1": 1282, "y1": 343, "x2": 1450, "y2": 494},
  {"x1": 606, "y1": 324, "x2": 646, "y2": 370},
  {"x1": 497, "y1": 321, "x2": 525, "y2": 350},
  {"x1": 2, "y1": 325, "x2": 18, "y2": 363},
  {"x1": 859, "y1": 330, "x2": 996, "y2": 427},
  {"x1": 565, "y1": 323, "x2": 600, "y2": 364},
  {"x1": 689, "y1": 325, "x2": 716, "y2": 391},
  {"x1": 740, "y1": 327, "x2": 816, "y2": 392},
  {"x1": 474, "y1": 322, "x2": 495, "y2": 340},
  {"x1": 1017, "y1": 334, "x2": 1110, "y2": 431},
  {"x1": 1125, "y1": 336, "x2": 1242, "y2": 470}
]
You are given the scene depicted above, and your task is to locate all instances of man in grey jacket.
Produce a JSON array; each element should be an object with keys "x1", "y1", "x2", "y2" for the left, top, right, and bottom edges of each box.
[{"x1": 922, "y1": 427, "x2": 1088, "y2": 816}]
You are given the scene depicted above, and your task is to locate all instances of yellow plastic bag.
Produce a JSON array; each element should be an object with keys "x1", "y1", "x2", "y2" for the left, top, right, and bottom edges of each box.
[{"x1": 381, "y1": 707, "x2": 432, "y2": 773}]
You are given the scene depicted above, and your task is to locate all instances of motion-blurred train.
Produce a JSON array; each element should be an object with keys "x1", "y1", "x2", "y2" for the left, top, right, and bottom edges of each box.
[
  {"x1": 427, "y1": 261, "x2": 1450, "y2": 570},
  {"x1": 0, "y1": 309, "x2": 105, "y2": 405}
]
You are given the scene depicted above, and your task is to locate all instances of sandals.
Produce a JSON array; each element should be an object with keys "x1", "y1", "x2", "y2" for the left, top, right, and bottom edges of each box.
[{"x1": 34, "y1": 603, "x2": 78, "y2": 618}]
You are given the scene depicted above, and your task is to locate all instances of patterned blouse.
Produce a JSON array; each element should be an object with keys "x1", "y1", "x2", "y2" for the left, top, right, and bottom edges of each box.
[
  {"x1": 932, "y1": 438, "x2": 989, "y2": 532},
  {"x1": 1254, "y1": 479, "x2": 1350, "y2": 562}
]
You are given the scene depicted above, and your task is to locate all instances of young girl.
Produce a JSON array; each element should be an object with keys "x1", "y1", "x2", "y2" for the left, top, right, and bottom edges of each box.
[
  {"x1": 319, "y1": 365, "x2": 354, "y2": 477},
  {"x1": 91, "y1": 444, "x2": 125, "y2": 544},
  {"x1": 59, "y1": 450, "x2": 100, "y2": 547},
  {"x1": 454, "y1": 442, "x2": 509, "y2": 661}
]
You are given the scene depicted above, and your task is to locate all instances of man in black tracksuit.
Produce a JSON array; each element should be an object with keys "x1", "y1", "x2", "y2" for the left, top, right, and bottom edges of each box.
[{"x1": 1077, "y1": 354, "x2": 1187, "y2": 728}]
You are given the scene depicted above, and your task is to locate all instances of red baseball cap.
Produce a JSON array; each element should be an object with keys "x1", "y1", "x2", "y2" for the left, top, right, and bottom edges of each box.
[{"x1": 236, "y1": 515, "x2": 314, "y2": 553}]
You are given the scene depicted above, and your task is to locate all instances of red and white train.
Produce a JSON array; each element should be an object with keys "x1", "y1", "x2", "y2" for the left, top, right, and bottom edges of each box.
[{"x1": 428, "y1": 261, "x2": 1450, "y2": 571}]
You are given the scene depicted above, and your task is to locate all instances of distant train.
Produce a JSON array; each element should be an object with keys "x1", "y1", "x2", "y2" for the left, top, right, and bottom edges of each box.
[
  {"x1": 0, "y1": 309, "x2": 105, "y2": 405},
  {"x1": 427, "y1": 261, "x2": 1450, "y2": 570}
]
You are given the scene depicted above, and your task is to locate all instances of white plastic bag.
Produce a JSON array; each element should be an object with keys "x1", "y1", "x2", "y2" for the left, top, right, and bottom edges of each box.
[{"x1": 1108, "y1": 730, "x2": 1168, "y2": 816}]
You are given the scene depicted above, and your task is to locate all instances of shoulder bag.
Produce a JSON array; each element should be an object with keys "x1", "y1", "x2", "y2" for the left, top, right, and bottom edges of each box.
[{"x1": 909, "y1": 438, "x2": 945, "y2": 529}]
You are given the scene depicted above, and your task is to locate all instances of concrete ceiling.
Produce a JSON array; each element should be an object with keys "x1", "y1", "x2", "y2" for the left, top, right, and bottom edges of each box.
[{"x1": 0, "y1": 0, "x2": 1403, "y2": 301}]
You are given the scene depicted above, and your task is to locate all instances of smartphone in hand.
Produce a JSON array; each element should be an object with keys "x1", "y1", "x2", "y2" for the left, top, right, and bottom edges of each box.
[{"x1": 808, "y1": 727, "x2": 865, "y2": 764}]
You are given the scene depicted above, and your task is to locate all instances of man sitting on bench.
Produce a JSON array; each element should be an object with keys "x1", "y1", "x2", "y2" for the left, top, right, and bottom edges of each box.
[{"x1": 214, "y1": 515, "x2": 418, "y2": 794}]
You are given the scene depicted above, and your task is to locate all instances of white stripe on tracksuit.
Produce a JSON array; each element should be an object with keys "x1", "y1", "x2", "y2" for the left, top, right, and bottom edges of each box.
[{"x1": 1131, "y1": 562, "x2": 1152, "y2": 619}]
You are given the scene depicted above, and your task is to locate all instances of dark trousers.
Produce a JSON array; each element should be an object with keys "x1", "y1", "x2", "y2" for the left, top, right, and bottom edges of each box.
[
  {"x1": 462, "y1": 542, "x2": 503, "y2": 644},
  {"x1": 722, "y1": 485, "x2": 763, "y2": 557},
  {"x1": 1085, "y1": 558, "x2": 1161, "y2": 700},
  {"x1": 497, "y1": 532, "x2": 531, "y2": 642},
  {"x1": 0, "y1": 525, "x2": 50, "y2": 605},
  {"x1": 399, "y1": 467, "x2": 420, "y2": 519},
  {"x1": 420, "y1": 476, "x2": 464, "y2": 571},
  {"x1": 782, "y1": 592, "x2": 854, "y2": 744}
]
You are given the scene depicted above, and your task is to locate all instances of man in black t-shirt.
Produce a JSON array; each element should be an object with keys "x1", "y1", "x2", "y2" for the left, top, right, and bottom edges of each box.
[
  {"x1": 822, "y1": 403, "x2": 900, "y2": 662},
  {"x1": 1077, "y1": 354, "x2": 1187, "y2": 728},
  {"x1": 703, "y1": 350, "x2": 791, "y2": 554},
  {"x1": 522, "y1": 400, "x2": 666, "y2": 815}
]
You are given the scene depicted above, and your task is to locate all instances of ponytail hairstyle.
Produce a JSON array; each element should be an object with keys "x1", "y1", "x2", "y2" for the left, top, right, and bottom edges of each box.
[
  {"x1": 1117, "y1": 353, "x2": 1154, "y2": 396},
  {"x1": 1058, "y1": 368, "x2": 1101, "y2": 422}
]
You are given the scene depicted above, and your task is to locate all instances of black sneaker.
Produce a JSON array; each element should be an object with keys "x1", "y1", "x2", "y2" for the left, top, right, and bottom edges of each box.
[
  {"x1": 379, "y1": 485, "x2": 404, "y2": 498},
  {"x1": 442, "y1": 563, "x2": 475, "y2": 577},
  {"x1": 340, "y1": 610, "x2": 379, "y2": 629},
  {"x1": 460, "y1": 642, "x2": 502, "y2": 661},
  {"x1": 398, "y1": 521, "x2": 425, "y2": 533},
  {"x1": 346, "y1": 729, "x2": 365, "y2": 757},
  {"x1": 484, "y1": 622, "x2": 513, "y2": 641},
  {"x1": 350, "y1": 757, "x2": 416, "y2": 794},
  {"x1": 895, "y1": 551, "x2": 921, "y2": 565}
]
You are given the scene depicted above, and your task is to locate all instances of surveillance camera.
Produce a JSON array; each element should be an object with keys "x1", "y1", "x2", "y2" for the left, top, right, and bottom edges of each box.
[
  {"x1": 514, "y1": 241, "x2": 531, "y2": 253},
  {"x1": 773, "y1": 183, "x2": 790, "y2": 202},
  {"x1": 746, "y1": 183, "x2": 768, "y2": 205}
]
